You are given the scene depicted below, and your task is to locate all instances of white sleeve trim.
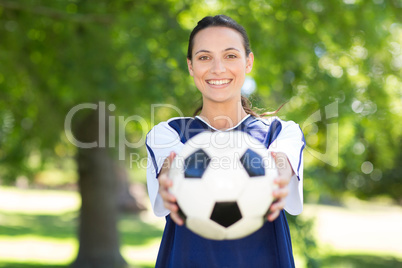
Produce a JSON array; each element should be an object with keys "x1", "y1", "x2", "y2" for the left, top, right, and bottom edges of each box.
[
  {"x1": 267, "y1": 120, "x2": 305, "y2": 215},
  {"x1": 146, "y1": 121, "x2": 185, "y2": 217}
]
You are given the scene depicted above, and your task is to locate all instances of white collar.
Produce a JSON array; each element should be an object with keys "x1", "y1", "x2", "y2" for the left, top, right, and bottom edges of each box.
[{"x1": 195, "y1": 114, "x2": 251, "y2": 132}]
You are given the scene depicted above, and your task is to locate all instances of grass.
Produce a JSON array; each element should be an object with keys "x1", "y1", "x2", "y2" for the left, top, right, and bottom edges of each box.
[
  {"x1": 0, "y1": 186, "x2": 164, "y2": 267},
  {"x1": 0, "y1": 263, "x2": 68, "y2": 268},
  {"x1": 320, "y1": 253, "x2": 402, "y2": 268},
  {"x1": 1, "y1": 186, "x2": 402, "y2": 268},
  {"x1": 302, "y1": 200, "x2": 402, "y2": 260}
]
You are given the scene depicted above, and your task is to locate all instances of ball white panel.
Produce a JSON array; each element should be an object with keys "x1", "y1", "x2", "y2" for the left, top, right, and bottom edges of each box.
[
  {"x1": 186, "y1": 217, "x2": 226, "y2": 240},
  {"x1": 168, "y1": 130, "x2": 279, "y2": 240},
  {"x1": 202, "y1": 165, "x2": 248, "y2": 202},
  {"x1": 224, "y1": 217, "x2": 265, "y2": 240},
  {"x1": 175, "y1": 180, "x2": 215, "y2": 219}
]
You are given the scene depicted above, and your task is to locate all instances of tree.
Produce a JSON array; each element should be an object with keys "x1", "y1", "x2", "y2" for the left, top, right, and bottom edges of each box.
[
  {"x1": 72, "y1": 111, "x2": 126, "y2": 267},
  {"x1": 221, "y1": 0, "x2": 402, "y2": 203},
  {"x1": 1, "y1": 0, "x2": 402, "y2": 267},
  {"x1": 0, "y1": 0, "x2": 190, "y2": 266}
]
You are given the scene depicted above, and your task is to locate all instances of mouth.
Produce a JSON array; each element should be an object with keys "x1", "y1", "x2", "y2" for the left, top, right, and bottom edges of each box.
[{"x1": 206, "y1": 79, "x2": 232, "y2": 86}]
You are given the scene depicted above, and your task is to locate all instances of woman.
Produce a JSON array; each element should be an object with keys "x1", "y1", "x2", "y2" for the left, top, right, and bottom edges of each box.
[{"x1": 146, "y1": 15, "x2": 305, "y2": 267}]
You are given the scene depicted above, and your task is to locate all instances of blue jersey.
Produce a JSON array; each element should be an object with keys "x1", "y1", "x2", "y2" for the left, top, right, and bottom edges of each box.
[{"x1": 146, "y1": 115, "x2": 305, "y2": 268}]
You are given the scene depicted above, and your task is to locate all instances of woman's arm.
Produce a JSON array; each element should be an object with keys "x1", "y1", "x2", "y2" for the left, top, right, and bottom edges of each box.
[
  {"x1": 266, "y1": 152, "x2": 294, "y2": 222},
  {"x1": 158, "y1": 151, "x2": 184, "y2": 225}
]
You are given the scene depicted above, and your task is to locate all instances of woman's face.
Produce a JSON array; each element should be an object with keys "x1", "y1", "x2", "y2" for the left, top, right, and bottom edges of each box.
[{"x1": 187, "y1": 26, "x2": 254, "y2": 104}]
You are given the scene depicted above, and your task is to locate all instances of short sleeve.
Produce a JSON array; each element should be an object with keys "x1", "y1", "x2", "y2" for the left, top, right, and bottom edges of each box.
[
  {"x1": 267, "y1": 120, "x2": 305, "y2": 215},
  {"x1": 146, "y1": 122, "x2": 185, "y2": 217}
]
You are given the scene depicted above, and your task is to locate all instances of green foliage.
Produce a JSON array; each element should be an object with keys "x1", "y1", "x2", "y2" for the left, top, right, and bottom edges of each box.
[
  {"x1": 0, "y1": 0, "x2": 402, "y2": 267},
  {"x1": 0, "y1": 0, "x2": 193, "y2": 180},
  {"x1": 287, "y1": 214, "x2": 321, "y2": 268},
  {"x1": 220, "y1": 0, "x2": 402, "y2": 203},
  {"x1": 1, "y1": 1, "x2": 402, "y2": 265},
  {"x1": 2, "y1": 0, "x2": 401, "y2": 199}
]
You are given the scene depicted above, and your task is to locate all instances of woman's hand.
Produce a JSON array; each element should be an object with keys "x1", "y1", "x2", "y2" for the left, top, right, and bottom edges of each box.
[
  {"x1": 267, "y1": 152, "x2": 294, "y2": 222},
  {"x1": 158, "y1": 151, "x2": 184, "y2": 226}
]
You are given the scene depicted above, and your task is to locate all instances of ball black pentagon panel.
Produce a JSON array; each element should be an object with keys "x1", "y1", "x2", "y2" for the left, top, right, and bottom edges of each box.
[
  {"x1": 210, "y1": 202, "x2": 242, "y2": 228},
  {"x1": 240, "y1": 148, "x2": 266, "y2": 177},
  {"x1": 184, "y1": 149, "x2": 211, "y2": 179}
]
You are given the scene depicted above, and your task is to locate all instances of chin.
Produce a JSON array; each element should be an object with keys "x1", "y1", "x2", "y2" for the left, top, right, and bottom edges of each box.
[{"x1": 205, "y1": 95, "x2": 239, "y2": 104}]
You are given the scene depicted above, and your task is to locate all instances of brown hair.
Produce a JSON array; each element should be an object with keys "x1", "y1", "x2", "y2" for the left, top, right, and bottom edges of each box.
[
  {"x1": 192, "y1": 97, "x2": 285, "y2": 117},
  {"x1": 187, "y1": 15, "x2": 251, "y2": 61}
]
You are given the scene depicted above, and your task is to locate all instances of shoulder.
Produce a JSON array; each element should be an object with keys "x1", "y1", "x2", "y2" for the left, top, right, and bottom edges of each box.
[
  {"x1": 249, "y1": 116, "x2": 302, "y2": 133},
  {"x1": 148, "y1": 117, "x2": 193, "y2": 135},
  {"x1": 164, "y1": 117, "x2": 196, "y2": 134},
  {"x1": 253, "y1": 116, "x2": 295, "y2": 126},
  {"x1": 146, "y1": 117, "x2": 194, "y2": 147}
]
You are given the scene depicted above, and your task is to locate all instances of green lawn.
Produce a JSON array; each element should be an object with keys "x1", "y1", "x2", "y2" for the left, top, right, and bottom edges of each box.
[
  {"x1": 0, "y1": 186, "x2": 401, "y2": 268},
  {"x1": 0, "y1": 186, "x2": 164, "y2": 268},
  {"x1": 319, "y1": 254, "x2": 402, "y2": 268}
]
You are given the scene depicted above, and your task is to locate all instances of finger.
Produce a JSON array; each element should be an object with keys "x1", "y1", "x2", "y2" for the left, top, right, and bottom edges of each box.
[
  {"x1": 159, "y1": 173, "x2": 173, "y2": 188},
  {"x1": 163, "y1": 200, "x2": 179, "y2": 212},
  {"x1": 267, "y1": 210, "x2": 280, "y2": 222},
  {"x1": 271, "y1": 151, "x2": 277, "y2": 160},
  {"x1": 273, "y1": 187, "x2": 289, "y2": 199},
  {"x1": 167, "y1": 151, "x2": 176, "y2": 166},
  {"x1": 271, "y1": 151, "x2": 285, "y2": 161},
  {"x1": 271, "y1": 152, "x2": 293, "y2": 177},
  {"x1": 274, "y1": 175, "x2": 291, "y2": 187},
  {"x1": 270, "y1": 198, "x2": 286, "y2": 212},
  {"x1": 158, "y1": 179, "x2": 176, "y2": 202},
  {"x1": 266, "y1": 199, "x2": 286, "y2": 222},
  {"x1": 159, "y1": 188, "x2": 177, "y2": 203},
  {"x1": 161, "y1": 151, "x2": 177, "y2": 174},
  {"x1": 170, "y1": 212, "x2": 184, "y2": 226}
]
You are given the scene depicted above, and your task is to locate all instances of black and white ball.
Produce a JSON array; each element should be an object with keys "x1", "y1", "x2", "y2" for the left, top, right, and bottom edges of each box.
[{"x1": 169, "y1": 130, "x2": 278, "y2": 240}]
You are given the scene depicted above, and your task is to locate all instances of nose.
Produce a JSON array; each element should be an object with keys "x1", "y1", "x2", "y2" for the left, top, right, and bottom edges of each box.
[{"x1": 211, "y1": 58, "x2": 226, "y2": 74}]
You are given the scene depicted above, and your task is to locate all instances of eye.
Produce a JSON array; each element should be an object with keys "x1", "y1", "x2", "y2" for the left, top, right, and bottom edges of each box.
[
  {"x1": 226, "y1": 54, "x2": 237, "y2": 59},
  {"x1": 199, "y1": 55, "x2": 210, "y2": 61}
]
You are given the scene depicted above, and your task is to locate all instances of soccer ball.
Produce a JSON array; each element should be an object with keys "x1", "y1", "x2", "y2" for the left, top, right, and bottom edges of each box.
[{"x1": 169, "y1": 130, "x2": 278, "y2": 240}]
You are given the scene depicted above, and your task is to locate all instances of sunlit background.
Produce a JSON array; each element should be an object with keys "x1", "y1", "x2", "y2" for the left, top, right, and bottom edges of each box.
[{"x1": 1, "y1": 0, "x2": 402, "y2": 267}]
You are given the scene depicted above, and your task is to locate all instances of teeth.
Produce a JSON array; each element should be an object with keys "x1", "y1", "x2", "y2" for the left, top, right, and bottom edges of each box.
[{"x1": 207, "y1": 79, "x2": 231, "y2": 85}]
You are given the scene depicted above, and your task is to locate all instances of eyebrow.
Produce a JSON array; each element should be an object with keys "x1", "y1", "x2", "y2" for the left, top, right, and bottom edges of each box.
[{"x1": 194, "y1": 47, "x2": 241, "y2": 55}]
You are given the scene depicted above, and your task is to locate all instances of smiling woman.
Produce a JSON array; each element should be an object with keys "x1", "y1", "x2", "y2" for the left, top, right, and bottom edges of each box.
[
  {"x1": 187, "y1": 26, "x2": 254, "y2": 124},
  {"x1": 187, "y1": 15, "x2": 257, "y2": 125},
  {"x1": 145, "y1": 15, "x2": 305, "y2": 268}
]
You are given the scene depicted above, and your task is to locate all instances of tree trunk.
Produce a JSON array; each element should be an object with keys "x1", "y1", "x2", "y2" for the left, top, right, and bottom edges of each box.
[
  {"x1": 72, "y1": 110, "x2": 127, "y2": 268},
  {"x1": 115, "y1": 163, "x2": 147, "y2": 213}
]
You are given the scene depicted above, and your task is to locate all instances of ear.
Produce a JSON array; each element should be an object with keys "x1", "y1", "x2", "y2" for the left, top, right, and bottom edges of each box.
[
  {"x1": 187, "y1": 58, "x2": 194, "y2": 76},
  {"x1": 245, "y1": 52, "x2": 254, "y2": 74}
]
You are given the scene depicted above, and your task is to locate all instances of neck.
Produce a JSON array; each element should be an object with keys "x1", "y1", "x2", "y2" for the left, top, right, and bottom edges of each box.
[{"x1": 198, "y1": 99, "x2": 248, "y2": 130}]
